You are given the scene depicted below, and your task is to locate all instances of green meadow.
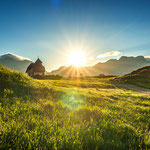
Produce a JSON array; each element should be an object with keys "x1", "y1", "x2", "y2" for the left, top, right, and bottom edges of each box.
[{"x1": 0, "y1": 66, "x2": 150, "y2": 150}]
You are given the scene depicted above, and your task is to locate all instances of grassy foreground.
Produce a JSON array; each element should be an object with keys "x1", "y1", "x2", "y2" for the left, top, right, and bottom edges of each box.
[{"x1": 0, "y1": 66, "x2": 150, "y2": 150}]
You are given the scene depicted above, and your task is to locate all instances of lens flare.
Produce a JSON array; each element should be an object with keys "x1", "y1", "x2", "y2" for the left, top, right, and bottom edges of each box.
[{"x1": 59, "y1": 90, "x2": 84, "y2": 111}]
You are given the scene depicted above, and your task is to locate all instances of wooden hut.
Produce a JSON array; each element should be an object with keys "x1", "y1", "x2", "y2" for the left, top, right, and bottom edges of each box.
[{"x1": 26, "y1": 58, "x2": 45, "y2": 76}]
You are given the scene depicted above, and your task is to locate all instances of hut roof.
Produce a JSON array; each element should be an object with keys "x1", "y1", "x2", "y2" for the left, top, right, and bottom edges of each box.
[{"x1": 35, "y1": 58, "x2": 42, "y2": 64}]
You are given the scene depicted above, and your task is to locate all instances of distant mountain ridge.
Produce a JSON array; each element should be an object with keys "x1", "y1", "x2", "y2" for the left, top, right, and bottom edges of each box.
[
  {"x1": 0, "y1": 53, "x2": 32, "y2": 72},
  {"x1": 50, "y1": 56, "x2": 150, "y2": 77}
]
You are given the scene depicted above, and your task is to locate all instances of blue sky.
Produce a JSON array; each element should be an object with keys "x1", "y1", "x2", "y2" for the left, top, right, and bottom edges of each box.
[{"x1": 0, "y1": 0, "x2": 150, "y2": 70}]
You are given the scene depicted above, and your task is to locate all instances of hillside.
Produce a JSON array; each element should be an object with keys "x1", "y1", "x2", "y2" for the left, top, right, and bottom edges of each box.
[
  {"x1": 115, "y1": 65, "x2": 150, "y2": 89},
  {"x1": 0, "y1": 53, "x2": 32, "y2": 72},
  {"x1": 0, "y1": 66, "x2": 150, "y2": 149},
  {"x1": 50, "y1": 56, "x2": 150, "y2": 77}
]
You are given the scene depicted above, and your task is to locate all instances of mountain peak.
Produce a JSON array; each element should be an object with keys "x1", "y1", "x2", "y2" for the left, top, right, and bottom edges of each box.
[
  {"x1": 119, "y1": 55, "x2": 146, "y2": 62},
  {"x1": 135, "y1": 56, "x2": 145, "y2": 61},
  {"x1": 0, "y1": 53, "x2": 32, "y2": 61},
  {"x1": 0, "y1": 53, "x2": 32, "y2": 72}
]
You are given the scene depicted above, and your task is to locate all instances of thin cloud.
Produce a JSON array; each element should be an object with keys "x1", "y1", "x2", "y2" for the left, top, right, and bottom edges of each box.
[
  {"x1": 144, "y1": 56, "x2": 150, "y2": 59},
  {"x1": 97, "y1": 51, "x2": 121, "y2": 59}
]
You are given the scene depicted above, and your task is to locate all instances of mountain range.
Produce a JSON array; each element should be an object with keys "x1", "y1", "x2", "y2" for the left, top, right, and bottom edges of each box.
[
  {"x1": 0, "y1": 53, "x2": 32, "y2": 72},
  {"x1": 50, "y1": 56, "x2": 150, "y2": 77},
  {"x1": 0, "y1": 53, "x2": 150, "y2": 76}
]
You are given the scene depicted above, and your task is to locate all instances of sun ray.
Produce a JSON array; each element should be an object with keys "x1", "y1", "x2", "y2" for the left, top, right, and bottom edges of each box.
[{"x1": 80, "y1": 67, "x2": 89, "y2": 76}]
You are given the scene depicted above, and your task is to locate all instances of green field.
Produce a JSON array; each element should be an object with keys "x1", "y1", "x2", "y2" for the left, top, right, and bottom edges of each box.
[{"x1": 0, "y1": 66, "x2": 150, "y2": 150}]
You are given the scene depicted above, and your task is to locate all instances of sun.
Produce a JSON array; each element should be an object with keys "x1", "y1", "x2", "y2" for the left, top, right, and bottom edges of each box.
[{"x1": 68, "y1": 51, "x2": 86, "y2": 67}]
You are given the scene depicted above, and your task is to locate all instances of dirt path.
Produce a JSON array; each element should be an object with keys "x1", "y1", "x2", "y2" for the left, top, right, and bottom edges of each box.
[{"x1": 110, "y1": 81, "x2": 150, "y2": 96}]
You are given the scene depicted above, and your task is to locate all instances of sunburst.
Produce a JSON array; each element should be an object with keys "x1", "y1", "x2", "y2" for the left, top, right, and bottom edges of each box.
[{"x1": 68, "y1": 51, "x2": 86, "y2": 67}]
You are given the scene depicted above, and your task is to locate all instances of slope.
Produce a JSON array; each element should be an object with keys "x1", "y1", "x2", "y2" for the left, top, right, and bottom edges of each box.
[
  {"x1": 0, "y1": 53, "x2": 32, "y2": 72},
  {"x1": 114, "y1": 65, "x2": 150, "y2": 89}
]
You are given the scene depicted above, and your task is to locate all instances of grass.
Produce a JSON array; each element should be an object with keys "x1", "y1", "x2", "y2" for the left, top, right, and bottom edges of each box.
[{"x1": 0, "y1": 66, "x2": 150, "y2": 149}]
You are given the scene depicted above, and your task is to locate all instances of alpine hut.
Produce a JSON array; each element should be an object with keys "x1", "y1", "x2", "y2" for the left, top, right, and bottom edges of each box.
[{"x1": 26, "y1": 58, "x2": 45, "y2": 76}]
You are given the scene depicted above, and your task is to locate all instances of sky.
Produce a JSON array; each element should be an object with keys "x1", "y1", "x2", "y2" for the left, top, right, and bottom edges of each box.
[{"x1": 0, "y1": 0, "x2": 150, "y2": 71}]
